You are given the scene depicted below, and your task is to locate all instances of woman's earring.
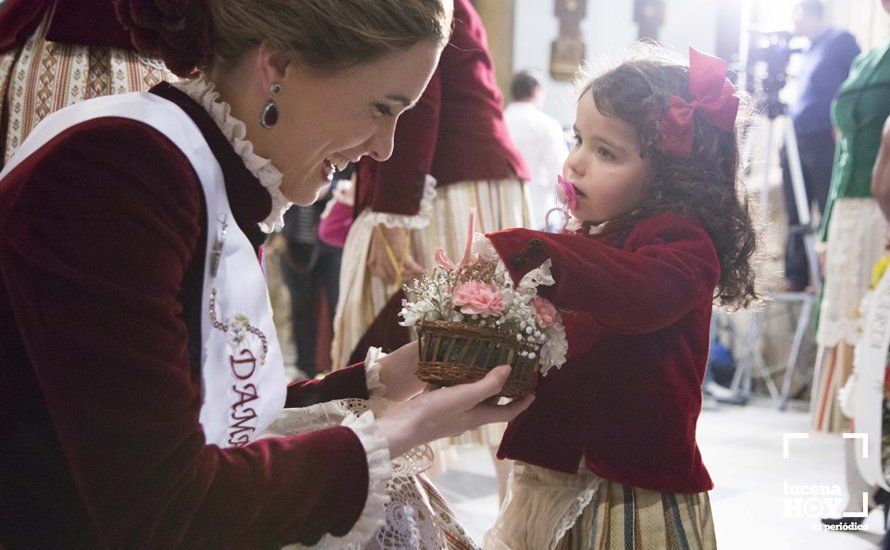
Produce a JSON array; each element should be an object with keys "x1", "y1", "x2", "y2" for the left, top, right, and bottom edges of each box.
[{"x1": 259, "y1": 83, "x2": 282, "y2": 129}]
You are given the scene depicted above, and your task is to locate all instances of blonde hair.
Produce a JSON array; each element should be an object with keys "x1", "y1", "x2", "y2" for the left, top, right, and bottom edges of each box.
[
  {"x1": 211, "y1": 0, "x2": 453, "y2": 74},
  {"x1": 117, "y1": 0, "x2": 453, "y2": 78}
]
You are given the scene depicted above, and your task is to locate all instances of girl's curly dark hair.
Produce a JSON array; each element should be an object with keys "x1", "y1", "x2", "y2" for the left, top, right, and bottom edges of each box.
[{"x1": 584, "y1": 47, "x2": 758, "y2": 308}]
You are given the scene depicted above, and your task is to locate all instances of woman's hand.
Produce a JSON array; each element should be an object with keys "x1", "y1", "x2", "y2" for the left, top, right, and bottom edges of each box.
[
  {"x1": 375, "y1": 366, "x2": 534, "y2": 457},
  {"x1": 376, "y1": 341, "x2": 425, "y2": 402},
  {"x1": 368, "y1": 225, "x2": 424, "y2": 285}
]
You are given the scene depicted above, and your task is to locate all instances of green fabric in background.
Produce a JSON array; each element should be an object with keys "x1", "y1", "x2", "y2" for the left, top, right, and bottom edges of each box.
[{"x1": 821, "y1": 42, "x2": 890, "y2": 241}]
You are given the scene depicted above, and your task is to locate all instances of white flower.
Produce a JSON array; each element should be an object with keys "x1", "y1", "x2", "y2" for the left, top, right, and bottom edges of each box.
[
  {"x1": 447, "y1": 309, "x2": 465, "y2": 323},
  {"x1": 399, "y1": 297, "x2": 439, "y2": 327},
  {"x1": 472, "y1": 233, "x2": 501, "y2": 262}
]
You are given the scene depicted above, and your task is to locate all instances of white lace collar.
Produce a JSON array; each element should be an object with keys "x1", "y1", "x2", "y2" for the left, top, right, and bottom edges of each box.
[
  {"x1": 565, "y1": 215, "x2": 610, "y2": 236},
  {"x1": 172, "y1": 77, "x2": 289, "y2": 233}
]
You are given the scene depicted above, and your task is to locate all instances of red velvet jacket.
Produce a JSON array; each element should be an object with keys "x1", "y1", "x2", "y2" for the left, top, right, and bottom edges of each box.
[
  {"x1": 0, "y1": 0, "x2": 133, "y2": 53},
  {"x1": 487, "y1": 213, "x2": 720, "y2": 494},
  {"x1": 354, "y1": 0, "x2": 529, "y2": 218},
  {"x1": 0, "y1": 84, "x2": 374, "y2": 548}
]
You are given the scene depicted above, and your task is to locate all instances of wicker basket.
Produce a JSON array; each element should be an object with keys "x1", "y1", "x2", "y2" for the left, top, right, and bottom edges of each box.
[{"x1": 415, "y1": 320, "x2": 540, "y2": 399}]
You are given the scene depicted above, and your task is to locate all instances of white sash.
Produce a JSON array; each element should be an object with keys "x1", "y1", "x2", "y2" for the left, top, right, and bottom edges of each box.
[
  {"x1": 1, "y1": 93, "x2": 287, "y2": 448},
  {"x1": 853, "y1": 268, "x2": 890, "y2": 490}
]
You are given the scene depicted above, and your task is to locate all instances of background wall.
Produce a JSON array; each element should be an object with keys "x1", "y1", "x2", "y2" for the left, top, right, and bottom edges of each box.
[
  {"x1": 474, "y1": 0, "x2": 517, "y2": 104},
  {"x1": 827, "y1": 0, "x2": 890, "y2": 50},
  {"x1": 511, "y1": 0, "x2": 717, "y2": 127},
  {"x1": 505, "y1": 0, "x2": 889, "y2": 128}
]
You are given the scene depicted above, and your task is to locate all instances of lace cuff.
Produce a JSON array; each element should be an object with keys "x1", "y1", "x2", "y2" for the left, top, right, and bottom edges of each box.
[
  {"x1": 364, "y1": 347, "x2": 387, "y2": 399},
  {"x1": 364, "y1": 174, "x2": 437, "y2": 229},
  {"x1": 313, "y1": 411, "x2": 393, "y2": 549}
]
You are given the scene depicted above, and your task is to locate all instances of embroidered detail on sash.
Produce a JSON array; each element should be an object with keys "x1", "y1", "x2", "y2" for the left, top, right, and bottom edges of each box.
[{"x1": 209, "y1": 288, "x2": 270, "y2": 446}]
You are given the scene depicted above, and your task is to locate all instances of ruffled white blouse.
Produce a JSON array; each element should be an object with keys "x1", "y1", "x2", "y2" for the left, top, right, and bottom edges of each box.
[{"x1": 174, "y1": 76, "x2": 290, "y2": 233}]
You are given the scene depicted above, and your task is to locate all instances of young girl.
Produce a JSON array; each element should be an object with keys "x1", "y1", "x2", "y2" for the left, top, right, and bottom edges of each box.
[{"x1": 482, "y1": 46, "x2": 757, "y2": 549}]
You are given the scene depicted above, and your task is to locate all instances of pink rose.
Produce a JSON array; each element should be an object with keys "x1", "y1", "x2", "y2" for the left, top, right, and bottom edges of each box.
[
  {"x1": 452, "y1": 281, "x2": 504, "y2": 318},
  {"x1": 532, "y1": 297, "x2": 558, "y2": 328}
]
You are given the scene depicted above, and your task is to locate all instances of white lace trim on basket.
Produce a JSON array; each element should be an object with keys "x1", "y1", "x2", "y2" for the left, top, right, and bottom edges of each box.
[
  {"x1": 364, "y1": 174, "x2": 437, "y2": 229},
  {"x1": 173, "y1": 76, "x2": 289, "y2": 233}
]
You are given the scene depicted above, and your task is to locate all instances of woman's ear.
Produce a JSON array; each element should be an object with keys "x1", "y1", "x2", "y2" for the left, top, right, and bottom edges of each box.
[{"x1": 255, "y1": 42, "x2": 291, "y2": 92}]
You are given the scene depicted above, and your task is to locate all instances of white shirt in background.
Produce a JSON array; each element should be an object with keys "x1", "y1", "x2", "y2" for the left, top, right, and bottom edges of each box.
[{"x1": 504, "y1": 101, "x2": 569, "y2": 230}]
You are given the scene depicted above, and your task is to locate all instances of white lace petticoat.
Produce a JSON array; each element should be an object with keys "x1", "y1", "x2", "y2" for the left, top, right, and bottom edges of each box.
[
  {"x1": 263, "y1": 348, "x2": 476, "y2": 549},
  {"x1": 817, "y1": 198, "x2": 889, "y2": 347}
]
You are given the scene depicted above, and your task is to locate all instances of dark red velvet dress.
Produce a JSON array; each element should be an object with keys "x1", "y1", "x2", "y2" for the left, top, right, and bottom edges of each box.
[
  {"x1": 0, "y1": 83, "x2": 376, "y2": 548},
  {"x1": 488, "y1": 214, "x2": 719, "y2": 494}
]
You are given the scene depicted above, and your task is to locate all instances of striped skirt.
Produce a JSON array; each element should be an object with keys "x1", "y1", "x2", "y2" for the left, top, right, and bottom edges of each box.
[
  {"x1": 484, "y1": 463, "x2": 717, "y2": 550},
  {"x1": 0, "y1": 11, "x2": 171, "y2": 165}
]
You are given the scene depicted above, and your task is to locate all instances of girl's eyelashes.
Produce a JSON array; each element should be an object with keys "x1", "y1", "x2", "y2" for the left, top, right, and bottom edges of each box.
[
  {"x1": 571, "y1": 134, "x2": 582, "y2": 148},
  {"x1": 597, "y1": 146, "x2": 615, "y2": 160},
  {"x1": 373, "y1": 103, "x2": 395, "y2": 117}
]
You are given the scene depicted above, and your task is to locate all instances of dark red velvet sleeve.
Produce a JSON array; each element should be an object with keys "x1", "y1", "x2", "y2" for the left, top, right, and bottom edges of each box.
[
  {"x1": 487, "y1": 214, "x2": 721, "y2": 334},
  {"x1": 0, "y1": 0, "x2": 134, "y2": 53},
  {"x1": 0, "y1": 0, "x2": 51, "y2": 52},
  {"x1": 357, "y1": 68, "x2": 442, "y2": 216},
  {"x1": 284, "y1": 362, "x2": 370, "y2": 407},
  {"x1": 0, "y1": 120, "x2": 371, "y2": 547}
]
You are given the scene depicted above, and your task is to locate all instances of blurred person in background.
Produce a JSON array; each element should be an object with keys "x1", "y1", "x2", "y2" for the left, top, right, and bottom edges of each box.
[
  {"x1": 504, "y1": 69, "x2": 569, "y2": 231},
  {"x1": 781, "y1": 0, "x2": 859, "y2": 291},
  {"x1": 278, "y1": 173, "x2": 349, "y2": 379},
  {"x1": 0, "y1": 0, "x2": 171, "y2": 166}
]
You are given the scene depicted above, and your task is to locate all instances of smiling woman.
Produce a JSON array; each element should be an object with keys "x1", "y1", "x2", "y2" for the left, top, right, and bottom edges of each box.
[
  {"x1": 207, "y1": 41, "x2": 442, "y2": 207},
  {"x1": 0, "y1": 0, "x2": 534, "y2": 548}
]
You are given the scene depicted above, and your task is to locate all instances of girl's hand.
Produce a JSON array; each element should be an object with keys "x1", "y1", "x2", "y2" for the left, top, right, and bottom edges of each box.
[
  {"x1": 375, "y1": 366, "x2": 534, "y2": 457},
  {"x1": 376, "y1": 342, "x2": 425, "y2": 402},
  {"x1": 368, "y1": 225, "x2": 424, "y2": 285}
]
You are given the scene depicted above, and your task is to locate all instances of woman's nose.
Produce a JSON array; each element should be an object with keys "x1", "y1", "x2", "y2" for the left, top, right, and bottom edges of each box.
[{"x1": 367, "y1": 118, "x2": 398, "y2": 162}]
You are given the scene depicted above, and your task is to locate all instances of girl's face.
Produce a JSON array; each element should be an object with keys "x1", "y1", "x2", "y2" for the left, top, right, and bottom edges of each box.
[
  {"x1": 563, "y1": 92, "x2": 651, "y2": 224},
  {"x1": 250, "y1": 40, "x2": 442, "y2": 205}
]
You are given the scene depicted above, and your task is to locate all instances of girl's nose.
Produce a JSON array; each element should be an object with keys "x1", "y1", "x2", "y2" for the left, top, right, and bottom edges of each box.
[{"x1": 564, "y1": 149, "x2": 582, "y2": 178}]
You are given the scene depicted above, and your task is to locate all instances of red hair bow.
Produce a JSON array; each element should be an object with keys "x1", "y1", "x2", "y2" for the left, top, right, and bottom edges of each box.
[{"x1": 658, "y1": 47, "x2": 739, "y2": 158}]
